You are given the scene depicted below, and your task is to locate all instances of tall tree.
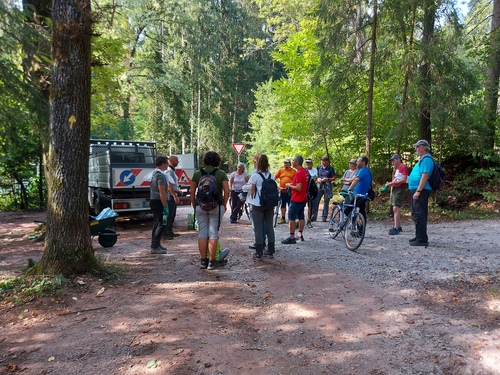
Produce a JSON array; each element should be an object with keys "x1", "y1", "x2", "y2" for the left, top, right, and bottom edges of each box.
[
  {"x1": 485, "y1": 0, "x2": 500, "y2": 150},
  {"x1": 30, "y1": 0, "x2": 107, "y2": 276},
  {"x1": 418, "y1": 0, "x2": 437, "y2": 144}
]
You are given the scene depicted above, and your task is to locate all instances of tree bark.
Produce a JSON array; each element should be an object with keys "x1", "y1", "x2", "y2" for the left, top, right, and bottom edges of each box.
[
  {"x1": 418, "y1": 0, "x2": 436, "y2": 145},
  {"x1": 485, "y1": 0, "x2": 500, "y2": 151},
  {"x1": 30, "y1": 0, "x2": 107, "y2": 276},
  {"x1": 366, "y1": 0, "x2": 377, "y2": 160}
]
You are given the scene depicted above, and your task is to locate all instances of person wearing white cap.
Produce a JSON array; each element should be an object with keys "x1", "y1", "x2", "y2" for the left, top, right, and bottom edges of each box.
[
  {"x1": 384, "y1": 154, "x2": 409, "y2": 235},
  {"x1": 408, "y1": 140, "x2": 434, "y2": 246},
  {"x1": 304, "y1": 158, "x2": 318, "y2": 228},
  {"x1": 341, "y1": 159, "x2": 358, "y2": 192}
]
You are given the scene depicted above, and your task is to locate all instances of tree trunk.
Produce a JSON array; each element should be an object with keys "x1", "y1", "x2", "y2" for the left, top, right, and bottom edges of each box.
[
  {"x1": 366, "y1": 0, "x2": 377, "y2": 160},
  {"x1": 418, "y1": 0, "x2": 436, "y2": 145},
  {"x1": 397, "y1": 7, "x2": 416, "y2": 154},
  {"x1": 30, "y1": 0, "x2": 107, "y2": 276},
  {"x1": 485, "y1": 0, "x2": 500, "y2": 151}
]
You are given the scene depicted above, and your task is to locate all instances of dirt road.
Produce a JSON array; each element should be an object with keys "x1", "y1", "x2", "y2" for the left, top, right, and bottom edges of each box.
[{"x1": 1, "y1": 207, "x2": 499, "y2": 374}]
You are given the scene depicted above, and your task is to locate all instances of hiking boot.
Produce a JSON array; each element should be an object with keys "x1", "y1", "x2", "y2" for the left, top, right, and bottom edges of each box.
[
  {"x1": 164, "y1": 235, "x2": 174, "y2": 240},
  {"x1": 388, "y1": 227, "x2": 400, "y2": 235},
  {"x1": 150, "y1": 247, "x2": 167, "y2": 254},
  {"x1": 397, "y1": 227, "x2": 402, "y2": 232},
  {"x1": 281, "y1": 237, "x2": 296, "y2": 245},
  {"x1": 306, "y1": 221, "x2": 313, "y2": 229},
  {"x1": 200, "y1": 258, "x2": 209, "y2": 269},
  {"x1": 410, "y1": 241, "x2": 429, "y2": 247},
  {"x1": 409, "y1": 237, "x2": 417, "y2": 243},
  {"x1": 263, "y1": 252, "x2": 274, "y2": 259},
  {"x1": 249, "y1": 243, "x2": 257, "y2": 249},
  {"x1": 169, "y1": 232, "x2": 180, "y2": 237},
  {"x1": 277, "y1": 218, "x2": 286, "y2": 224},
  {"x1": 265, "y1": 242, "x2": 275, "y2": 259},
  {"x1": 322, "y1": 217, "x2": 327, "y2": 222},
  {"x1": 252, "y1": 253, "x2": 263, "y2": 261}
]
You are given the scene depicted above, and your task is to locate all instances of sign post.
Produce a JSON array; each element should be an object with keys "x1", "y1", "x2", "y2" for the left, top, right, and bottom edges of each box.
[{"x1": 232, "y1": 143, "x2": 245, "y2": 163}]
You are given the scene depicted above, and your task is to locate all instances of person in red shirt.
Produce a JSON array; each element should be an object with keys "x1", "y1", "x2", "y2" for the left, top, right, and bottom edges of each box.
[
  {"x1": 384, "y1": 154, "x2": 410, "y2": 235},
  {"x1": 281, "y1": 156, "x2": 309, "y2": 244}
]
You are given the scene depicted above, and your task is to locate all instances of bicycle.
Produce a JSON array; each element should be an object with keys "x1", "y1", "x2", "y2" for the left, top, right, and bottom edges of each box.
[
  {"x1": 328, "y1": 191, "x2": 371, "y2": 251},
  {"x1": 228, "y1": 191, "x2": 250, "y2": 221}
]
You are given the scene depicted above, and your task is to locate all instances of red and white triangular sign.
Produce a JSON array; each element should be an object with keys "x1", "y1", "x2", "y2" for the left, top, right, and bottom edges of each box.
[{"x1": 232, "y1": 143, "x2": 245, "y2": 155}]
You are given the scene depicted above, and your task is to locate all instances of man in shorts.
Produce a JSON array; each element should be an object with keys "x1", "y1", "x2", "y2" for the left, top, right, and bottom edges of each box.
[
  {"x1": 384, "y1": 154, "x2": 409, "y2": 235},
  {"x1": 274, "y1": 158, "x2": 296, "y2": 224},
  {"x1": 281, "y1": 156, "x2": 309, "y2": 244}
]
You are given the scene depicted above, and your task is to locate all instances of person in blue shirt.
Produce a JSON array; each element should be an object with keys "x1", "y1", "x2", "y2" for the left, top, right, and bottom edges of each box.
[
  {"x1": 408, "y1": 140, "x2": 434, "y2": 246},
  {"x1": 346, "y1": 155, "x2": 372, "y2": 223}
]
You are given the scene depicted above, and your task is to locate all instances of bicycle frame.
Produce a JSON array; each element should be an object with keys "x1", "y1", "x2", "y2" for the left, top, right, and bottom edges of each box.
[{"x1": 328, "y1": 192, "x2": 369, "y2": 251}]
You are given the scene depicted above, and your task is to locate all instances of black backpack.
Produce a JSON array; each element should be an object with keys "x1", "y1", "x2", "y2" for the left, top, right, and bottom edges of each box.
[
  {"x1": 429, "y1": 161, "x2": 446, "y2": 191},
  {"x1": 197, "y1": 168, "x2": 219, "y2": 211},
  {"x1": 307, "y1": 174, "x2": 318, "y2": 200},
  {"x1": 420, "y1": 156, "x2": 446, "y2": 191},
  {"x1": 258, "y1": 172, "x2": 279, "y2": 209}
]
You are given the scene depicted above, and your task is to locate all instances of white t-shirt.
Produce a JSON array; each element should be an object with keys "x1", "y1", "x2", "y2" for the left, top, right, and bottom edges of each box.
[
  {"x1": 248, "y1": 170, "x2": 274, "y2": 207},
  {"x1": 307, "y1": 167, "x2": 318, "y2": 178}
]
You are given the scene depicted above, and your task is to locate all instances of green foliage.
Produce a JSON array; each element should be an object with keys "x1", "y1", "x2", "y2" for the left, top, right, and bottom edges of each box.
[{"x1": 0, "y1": 275, "x2": 67, "y2": 305}]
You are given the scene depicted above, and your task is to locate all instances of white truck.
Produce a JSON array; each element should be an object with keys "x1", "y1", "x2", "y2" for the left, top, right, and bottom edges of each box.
[
  {"x1": 88, "y1": 139, "x2": 198, "y2": 213},
  {"x1": 88, "y1": 139, "x2": 156, "y2": 214}
]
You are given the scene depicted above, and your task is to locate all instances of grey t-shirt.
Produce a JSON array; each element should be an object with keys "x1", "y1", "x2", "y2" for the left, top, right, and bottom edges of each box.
[{"x1": 150, "y1": 170, "x2": 167, "y2": 200}]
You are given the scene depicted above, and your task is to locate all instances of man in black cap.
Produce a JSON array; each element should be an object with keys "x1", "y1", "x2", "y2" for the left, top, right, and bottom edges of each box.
[
  {"x1": 407, "y1": 140, "x2": 434, "y2": 246},
  {"x1": 384, "y1": 154, "x2": 409, "y2": 235}
]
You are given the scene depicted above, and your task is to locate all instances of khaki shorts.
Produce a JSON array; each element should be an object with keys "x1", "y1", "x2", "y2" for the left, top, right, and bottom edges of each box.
[{"x1": 390, "y1": 187, "x2": 406, "y2": 207}]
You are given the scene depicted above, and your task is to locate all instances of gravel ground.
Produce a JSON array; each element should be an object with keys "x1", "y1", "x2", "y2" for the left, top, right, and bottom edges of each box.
[{"x1": 1, "y1": 208, "x2": 499, "y2": 374}]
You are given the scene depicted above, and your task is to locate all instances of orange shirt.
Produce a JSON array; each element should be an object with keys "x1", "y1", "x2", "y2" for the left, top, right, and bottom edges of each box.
[{"x1": 275, "y1": 167, "x2": 297, "y2": 190}]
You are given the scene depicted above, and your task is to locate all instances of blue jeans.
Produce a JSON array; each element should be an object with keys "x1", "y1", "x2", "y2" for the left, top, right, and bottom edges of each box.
[{"x1": 410, "y1": 189, "x2": 431, "y2": 242}]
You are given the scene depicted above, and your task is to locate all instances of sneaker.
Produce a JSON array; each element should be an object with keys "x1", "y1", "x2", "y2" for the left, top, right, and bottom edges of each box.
[
  {"x1": 322, "y1": 217, "x2": 327, "y2": 222},
  {"x1": 252, "y1": 253, "x2": 263, "y2": 261},
  {"x1": 200, "y1": 258, "x2": 208, "y2": 269},
  {"x1": 164, "y1": 235, "x2": 174, "y2": 240},
  {"x1": 306, "y1": 221, "x2": 313, "y2": 229},
  {"x1": 281, "y1": 237, "x2": 296, "y2": 245},
  {"x1": 277, "y1": 218, "x2": 286, "y2": 224},
  {"x1": 410, "y1": 241, "x2": 429, "y2": 247},
  {"x1": 388, "y1": 227, "x2": 400, "y2": 235},
  {"x1": 409, "y1": 237, "x2": 417, "y2": 243},
  {"x1": 263, "y1": 252, "x2": 274, "y2": 259},
  {"x1": 150, "y1": 247, "x2": 167, "y2": 254},
  {"x1": 207, "y1": 260, "x2": 217, "y2": 270},
  {"x1": 170, "y1": 233, "x2": 180, "y2": 237},
  {"x1": 299, "y1": 235, "x2": 304, "y2": 242},
  {"x1": 397, "y1": 227, "x2": 402, "y2": 232},
  {"x1": 249, "y1": 243, "x2": 257, "y2": 249}
]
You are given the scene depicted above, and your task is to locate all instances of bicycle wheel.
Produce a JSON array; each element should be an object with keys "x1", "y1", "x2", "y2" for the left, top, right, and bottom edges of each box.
[
  {"x1": 273, "y1": 199, "x2": 282, "y2": 227},
  {"x1": 343, "y1": 212, "x2": 365, "y2": 251},
  {"x1": 328, "y1": 204, "x2": 342, "y2": 239}
]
